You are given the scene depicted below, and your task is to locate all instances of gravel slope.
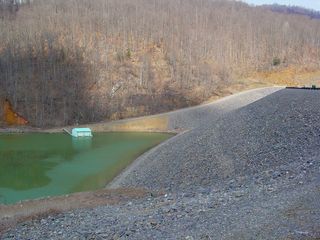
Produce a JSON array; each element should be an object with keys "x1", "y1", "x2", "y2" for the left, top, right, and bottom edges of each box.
[
  {"x1": 111, "y1": 88, "x2": 320, "y2": 192},
  {"x1": 166, "y1": 87, "x2": 281, "y2": 130},
  {"x1": 2, "y1": 87, "x2": 320, "y2": 239}
]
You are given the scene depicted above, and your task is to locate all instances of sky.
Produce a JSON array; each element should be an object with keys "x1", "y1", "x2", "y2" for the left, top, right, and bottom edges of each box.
[{"x1": 241, "y1": 0, "x2": 320, "y2": 11}]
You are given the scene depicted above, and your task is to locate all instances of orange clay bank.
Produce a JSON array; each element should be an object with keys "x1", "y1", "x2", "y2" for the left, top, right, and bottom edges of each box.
[{"x1": 3, "y1": 99, "x2": 29, "y2": 125}]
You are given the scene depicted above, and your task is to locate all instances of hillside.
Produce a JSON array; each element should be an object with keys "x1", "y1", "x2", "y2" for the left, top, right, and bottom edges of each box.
[
  {"x1": 262, "y1": 4, "x2": 320, "y2": 19},
  {"x1": 1, "y1": 0, "x2": 320, "y2": 127}
]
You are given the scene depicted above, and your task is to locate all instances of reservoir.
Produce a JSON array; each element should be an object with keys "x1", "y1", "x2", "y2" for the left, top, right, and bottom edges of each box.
[{"x1": 0, "y1": 132, "x2": 172, "y2": 204}]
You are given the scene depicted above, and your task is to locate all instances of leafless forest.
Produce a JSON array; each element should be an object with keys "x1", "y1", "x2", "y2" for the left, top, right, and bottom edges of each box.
[{"x1": 1, "y1": 0, "x2": 320, "y2": 127}]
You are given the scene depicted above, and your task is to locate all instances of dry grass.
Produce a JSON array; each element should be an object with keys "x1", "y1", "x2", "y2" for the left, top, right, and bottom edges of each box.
[
  {"x1": 248, "y1": 66, "x2": 320, "y2": 87},
  {"x1": 203, "y1": 66, "x2": 320, "y2": 105},
  {"x1": 67, "y1": 115, "x2": 170, "y2": 133}
]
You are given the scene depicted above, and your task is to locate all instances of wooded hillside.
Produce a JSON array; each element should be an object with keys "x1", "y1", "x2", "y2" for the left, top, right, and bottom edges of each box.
[
  {"x1": 1, "y1": 0, "x2": 320, "y2": 127},
  {"x1": 262, "y1": 4, "x2": 320, "y2": 19}
]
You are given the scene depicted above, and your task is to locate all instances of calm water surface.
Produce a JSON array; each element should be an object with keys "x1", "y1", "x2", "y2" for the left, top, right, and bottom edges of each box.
[{"x1": 0, "y1": 132, "x2": 172, "y2": 204}]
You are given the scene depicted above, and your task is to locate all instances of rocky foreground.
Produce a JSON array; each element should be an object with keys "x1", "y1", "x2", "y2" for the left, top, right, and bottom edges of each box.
[{"x1": 2, "y1": 87, "x2": 320, "y2": 239}]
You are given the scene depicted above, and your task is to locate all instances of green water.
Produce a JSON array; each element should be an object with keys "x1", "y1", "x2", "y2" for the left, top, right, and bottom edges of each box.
[{"x1": 0, "y1": 132, "x2": 172, "y2": 204}]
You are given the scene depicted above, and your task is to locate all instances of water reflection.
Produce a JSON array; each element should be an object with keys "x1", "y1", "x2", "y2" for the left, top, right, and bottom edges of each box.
[{"x1": 72, "y1": 137, "x2": 92, "y2": 151}]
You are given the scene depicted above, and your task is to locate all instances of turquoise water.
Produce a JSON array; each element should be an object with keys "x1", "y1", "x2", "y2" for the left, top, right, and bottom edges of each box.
[{"x1": 0, "y1": 132, "x2": 172, "y2": 204}]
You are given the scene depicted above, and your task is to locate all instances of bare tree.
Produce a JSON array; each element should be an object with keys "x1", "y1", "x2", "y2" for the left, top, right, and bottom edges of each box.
[{"x1": 1, "y1": 0, "x2": 320, "y2": 127}]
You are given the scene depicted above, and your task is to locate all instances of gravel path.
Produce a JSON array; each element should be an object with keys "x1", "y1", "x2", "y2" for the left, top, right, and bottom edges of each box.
[
  {"x1": 167, "y1": 87, "x2": 281, "y2": 131},
  {"x1": 2, "y1": 87, "x2": 320, "y2": 239}
]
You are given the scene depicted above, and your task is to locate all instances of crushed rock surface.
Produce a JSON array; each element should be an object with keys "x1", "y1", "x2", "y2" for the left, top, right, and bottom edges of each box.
[{"x1": 2, "y1": 88, "x2": 320, "y2": 239}]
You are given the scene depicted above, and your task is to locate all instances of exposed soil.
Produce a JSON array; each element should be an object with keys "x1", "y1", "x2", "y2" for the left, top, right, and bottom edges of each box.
[{"x1": 0, "y1": 188, "x2": 150, "y2": 235}]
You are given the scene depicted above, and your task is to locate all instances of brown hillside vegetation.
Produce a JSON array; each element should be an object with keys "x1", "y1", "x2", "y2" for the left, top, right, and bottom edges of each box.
[{"x1": 0, "y1": 0, "x2": 320, "y2": 127}]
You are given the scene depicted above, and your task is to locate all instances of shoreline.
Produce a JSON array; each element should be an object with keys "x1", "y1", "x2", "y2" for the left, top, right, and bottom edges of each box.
[
  {"x1": 0, "y1": 131, "x2": 177, "y2": 234},
  {"x1": 0, "y1": 188, "x2": 152, "y2": 235},
  {"x1": 0, "y1": 87, "x2": 286, "y2": 236},
  {"x1": 107, "y1": 130, "x2": 189, "y2": 189},
  {"x1": 0, "y1": 86, "x2": 283, "y2": 135}
]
